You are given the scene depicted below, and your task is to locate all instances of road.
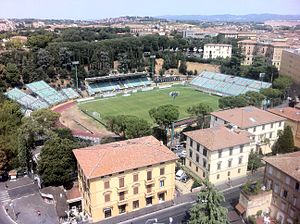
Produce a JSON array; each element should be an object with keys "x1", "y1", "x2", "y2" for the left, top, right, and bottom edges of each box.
[{"x1": 120, "y1": 187, "x2": 242, "y2": 224}]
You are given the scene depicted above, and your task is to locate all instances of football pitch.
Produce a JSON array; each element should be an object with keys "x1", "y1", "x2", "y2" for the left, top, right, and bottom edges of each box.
[{"x1": 78, "y1": 86, "x2": 219, "y2": 124}]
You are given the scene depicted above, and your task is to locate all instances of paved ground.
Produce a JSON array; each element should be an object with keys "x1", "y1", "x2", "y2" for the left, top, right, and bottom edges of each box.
[
  {"x1": 175, "y1": 179, "x2": 193, "y2": 194},
  {"x1": 0, "y1": 177, "x2": 58, "y2": 224}
]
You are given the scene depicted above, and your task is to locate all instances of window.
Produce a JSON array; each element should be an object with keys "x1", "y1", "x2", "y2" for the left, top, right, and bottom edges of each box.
[
  {"x1": 228, "y1": 159, "x2": 232, "y2": 168},
  {"x1": 147, "y1": 171, "x2": 152, "y2": 180},
  {"x1": 217, "y1": 174, "x2": 220, "y2": 179},
  {"x1": 271, "y1": 123, "x2": 274, "y2": 128},
  {"x1": 203, "y1": 148, "x2": 207, "y2": 157},
  {"x1": 119, "y1": 177, "x2": 124, "y2": 188},
  {"x1": 196, "y1": 167, "x2": 198, "y2": 172},
  {"x1": 292, "y1": 196, "x2": 297, "y2": 206},
  {"x1": 119, "y1": 191, "x2": 125, "y2": 201},
  {"x1": 239, "y1": 156, "x2": 243, "y2": 164},
  {"x1": 280, "y1": 202, "x2": 286, "y2": 211},
  {"x1": 203, "y1": 159, "x2": 207, "y2": 168},
  {"x1": 283, "y1": 190, "x2": 288, "y2": 199},
  {"x1": 133, "y1": 200, "x2": 139, "y2": 209},
  {"x1": 104, "y1": 194, "x2": 110, "y2": 202},
  {"x1": 285, "y1": 176, "x2": 290, "y2": 185},
  {"x1": 218, "y1": 150, "x2": 222, "y2": 158},
  {"x1": 217, "y1": 162, "x2": 221, "y2": 170},
  {"x1": 189, "y1": 150, "x2": 193, "y2": 158},
  {"x1": 104, "y1": 181, "x2": 110, "y2": 189},
  {"x1": 133, "y1": 186, "x2": 139, "y2": 195},
  {"x1": 214, "y1": 116, "x2": 217, "y2": 121},
  {"x1": 196, "y1": 154, "x2": 199, "y2": 163},
  {"x1": 197, "y1": 144, "x2": 200, "y2": 152},
  {"x1": 268, "y1": 166, "x2": 273, "y2": 175},
  {"x1": 190, "y1": 139, "x2": 193, "y2": 147},
  {"x1": 238, "y1": 168, "x2": 241, "y2": 173},
  {"x1": 203, "y1": 172, "x2": 206, "y2": 178},
  {"x1": 189, "y1": 161, "x2": 192, "y2": 167},
  {"x1": 158, "y1": 192, "x2": 165, "y2": 202},
  {"x1": 228, "y1": 171, "x2": 231, "y2": 176},
  {"x1": 229, "y1": 148, "x2": 233, "y2": 156},
  {"x1": 133, "y1": 173, "x2": 139, "y2": 182},
  {"x1": 104, "y1": 208, "x2": 112, "y2": 218},
  {"x1": 269, "y1": 132, "x2": 273, "y2": 139},
  {"x1": 146, "y1": 185, "x2": 152, "y2": 193},
  {"x1": 240, "y1": 145, "x2": 244, "y2": 153},
  {"x1": 160, "y1": 168, "x2": 165, "y2": 176},
  {"x1": 295, "y1": 182, "x2": 299, "y2": 191},
  {"x1": 119, "y1": 205, "x2": 126, "y2": 214},
  {"x1": 159, "y1": 180, "x2": 164, "y2": 188},
  {"x1": 279, "y1": 121, "x2": 282, "y2": 127},
  {"x1": 274, "y1": 184, "x2": 280, "y2": 194},
  {"x1": 262, "y1": 124, "x2": 265, "y2": 130},
  {"x1": 253, "y1": 127, "x2": 256, "y2": 132},
  {"x1": 146, "y1": 197, "x2": 152, "y2": 206}
]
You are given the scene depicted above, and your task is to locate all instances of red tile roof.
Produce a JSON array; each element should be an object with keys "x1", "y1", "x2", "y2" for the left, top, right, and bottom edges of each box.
[
  {"x1": 73, "y1": 136, "x2": 177, "y2": 179},
  {"x1": 184, "y1": 126, "x2": 253, "y2": 151},
  {"x1": 268, "y1": 107, "x2": 300, "y2": 122},
  {"x1": 263, "y1": 151, "x2": 300, "y2": 182},
  {"x1": 211, "y1": 106, "x2": 286, "y2": 129}
]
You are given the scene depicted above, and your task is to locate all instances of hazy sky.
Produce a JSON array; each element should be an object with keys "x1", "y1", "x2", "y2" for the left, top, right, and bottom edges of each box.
[{"x1": 0, "y1": 0, "x2": 300, "y2": 20}]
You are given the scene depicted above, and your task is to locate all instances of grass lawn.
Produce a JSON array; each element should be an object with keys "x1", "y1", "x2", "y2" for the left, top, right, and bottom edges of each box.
[{"x1": 78, "y1": 86, "x2": 219, "y2": 124}]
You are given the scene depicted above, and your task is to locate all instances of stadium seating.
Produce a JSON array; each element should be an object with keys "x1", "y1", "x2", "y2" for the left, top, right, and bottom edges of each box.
[
  {"x1": 86, "y1": 76, "x2": 152, "y2": 95},
  {"x1": 26, "y1": 81, "x2": 67, "y2": 105},
  {"x1": 61, "y1": 88, "x2": 80, "y2": 99},
  {"x1": 191, "y1": 71, "x2": 272, "y2": 96},
  {"x1": 6, "y1": 88, "x2": 49, "y2": 110}
]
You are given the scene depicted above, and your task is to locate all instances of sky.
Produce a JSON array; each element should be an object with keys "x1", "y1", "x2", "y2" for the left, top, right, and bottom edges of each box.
[{"x1": 0, "y1": 0, "x2": 300, "y2": 20}]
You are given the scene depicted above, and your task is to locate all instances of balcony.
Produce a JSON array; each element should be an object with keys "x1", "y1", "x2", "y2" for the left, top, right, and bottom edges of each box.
[
  {"x1": 144, "y1": 187, "x2": 155, "y2": 197},
  {"x1": 118, "y1": 198, "x2": 128, "y2": 206},
  {"x1": 117, "y1": 186, "x2": 128, "y2": 193},
  {"x1": 144, "y1": 179, "x2": 155, "y2": 185}
]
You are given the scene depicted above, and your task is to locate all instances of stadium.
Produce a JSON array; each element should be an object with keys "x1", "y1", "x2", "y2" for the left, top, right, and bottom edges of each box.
[{"x1": 5, "y1": 71, "x2": 272, "y2": 140}]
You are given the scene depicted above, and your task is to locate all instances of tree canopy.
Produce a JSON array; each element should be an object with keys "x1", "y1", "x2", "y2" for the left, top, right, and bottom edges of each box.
[
  {"x1": 272, "y1": 125, "x2": 295, "y2": 154},
  {"x1": 149, "y1": 104, "x2": 180, "y2": 129},
  {"x1": 188, "y1": 179, "x2": 229, "y2": 224}
]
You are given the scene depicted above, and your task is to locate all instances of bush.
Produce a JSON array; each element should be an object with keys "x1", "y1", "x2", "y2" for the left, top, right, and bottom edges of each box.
[{"x1": 192, "y1": 179, "x2": 202, "y2": 189}]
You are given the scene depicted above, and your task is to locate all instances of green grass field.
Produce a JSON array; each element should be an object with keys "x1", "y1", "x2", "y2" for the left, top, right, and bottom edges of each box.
[{"x1": 78, "y1": 86, "x2": 219, "y2": 124}]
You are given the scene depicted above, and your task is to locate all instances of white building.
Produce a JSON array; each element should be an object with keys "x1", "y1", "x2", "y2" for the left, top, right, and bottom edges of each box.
[
  {"x1": 184, "y1": 125, "x2": 253, "y2": 185},
  {"x1": 203, "y1": 44, "x2": 232, "y2": 59},
  {"x1": 210, "y1": 106, "x2": 286, "y2": 154}
]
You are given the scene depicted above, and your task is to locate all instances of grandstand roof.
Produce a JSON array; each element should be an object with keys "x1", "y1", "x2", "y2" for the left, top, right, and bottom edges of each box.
[{"x1": 85, "y1": 72, "x2": 147, "y2": 82}]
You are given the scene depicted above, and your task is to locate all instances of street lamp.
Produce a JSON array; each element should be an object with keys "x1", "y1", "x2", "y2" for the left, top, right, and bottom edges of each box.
[{"x1": 72, "y1": 61, "x2": 79, "y2": 91}]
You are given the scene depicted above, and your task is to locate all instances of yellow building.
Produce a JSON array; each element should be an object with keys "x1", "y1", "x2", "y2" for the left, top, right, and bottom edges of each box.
[
  {"x1": 73, "y1": 136, "x2": 177, "y2": 223},
  {"x1": 280, "y1": 49, "x2": 300, "y2": 84},
  {"x1": 184, "y1": 125, "x2": 253, "y2": 185}
]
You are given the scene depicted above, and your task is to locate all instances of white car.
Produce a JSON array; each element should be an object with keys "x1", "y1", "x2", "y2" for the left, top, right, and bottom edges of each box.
[{"x1": 175, "y1": 169, "x2": 185, "y2": 180}]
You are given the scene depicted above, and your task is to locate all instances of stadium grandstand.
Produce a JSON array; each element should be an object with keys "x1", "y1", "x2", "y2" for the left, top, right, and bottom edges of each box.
[
  {"x1": 5, "y1": 88, "x2": 49, "y2": 110},
  {"x1": 85, "y1": 72, "x2": 152, "y2": 95},
  {"x1": 190, "y1": 71, "x2": 272, "y2": 96},
  {"x1": 26, "y1": 81, "x2": 67, "y2": 105},
  {"x1": 60, "y1": 88, "x2": 80, "y2": 99}
]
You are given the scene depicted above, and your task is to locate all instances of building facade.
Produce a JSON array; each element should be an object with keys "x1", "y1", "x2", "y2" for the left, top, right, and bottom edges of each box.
[
  {"x1": 280, "y1": 49, "x2": 300, "y2": 85},
  {"x1": 184, "y1": 125, "x2": 253, "y2": 185},
  {"x1": 73, "y1": 136, "x2": 177, "y2": 222},
  {"x1": 268, "y1": 107, "x2": 300, "y2": 148},
  {"x1": 203, "y1": 44, "x2": 232, "y2": 59},
  {"x1": 263, "y1": 152, "x2": 300, "y2": 224},
  {"x1": 210, "y1": 106, "x2": 286, "y2": 154}
]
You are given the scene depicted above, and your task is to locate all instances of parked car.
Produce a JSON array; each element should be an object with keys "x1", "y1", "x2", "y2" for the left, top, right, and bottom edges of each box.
[
  {"x1": 177, "y1": 150, "x2": 187, "y2": 158},
  {"x1": 175, "y1": 169, "x2": 186, "y2": 180},
  {"x1": 171, "y1": 144, "x2": 184, "y2": 151}
]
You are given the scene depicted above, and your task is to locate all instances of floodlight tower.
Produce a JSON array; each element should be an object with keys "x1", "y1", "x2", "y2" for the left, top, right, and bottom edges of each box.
[
  {"x1": 150, "y1": 55, "x2": 156, "y2": 79},
  {"x1": 72, "y1": 61, "x2": 79, "y2": 91}
]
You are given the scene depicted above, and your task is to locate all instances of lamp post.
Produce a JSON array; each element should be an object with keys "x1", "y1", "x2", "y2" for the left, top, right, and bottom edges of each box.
[{"x1": 72, "y1": 61, "x2": 79, "y2": 91}]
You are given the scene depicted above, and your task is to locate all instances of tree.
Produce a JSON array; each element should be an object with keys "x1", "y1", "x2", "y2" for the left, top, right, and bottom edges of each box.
[
  {"x1": 4, "y1": 63, "x2": 20, "y2": 86},
  {"x1": 218, "y1": 95, "x2": 249, "y2": 109},
  {"x1": 260, "y1": 88, "x2": 282, "y2": 100},
  {"x1": 187, "y1": 103, "x2": 213, "y2": 128},
  {"x1": 247, "y1": 151, "x2": 263, "y2": 173},
  {"x1": 273, "y1": 76, "x2": 293, "y2": 91},
  {"x1": 106, "y1": 115, "x2": 151, "y2": 139},
  {"x1": 149, "y1": 104, "x2": 180, "y2": 129},
  {"x1": 188, "y1": 179, "x2": 229, "y2": 224},
  {"x1": 179, "y1": 59, "x2": 187, "y2": 75},
  {"x1": 273, "y1": 126, "x2": 295, "y2": 154},
  {"x1": 38, "y1": 137, "x2": 78, "y2": 186},
  {"x1": 244, "y1": 91, "x2": 265, "y2": 107}
]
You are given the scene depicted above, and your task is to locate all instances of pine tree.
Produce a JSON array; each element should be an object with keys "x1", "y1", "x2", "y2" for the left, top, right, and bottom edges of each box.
[
  {"x1": 273, "y1": 125, "x2": 294, "y2": 154},
  {"x1": 188, "y1": 179, "x2": 230, "y2": 224}
]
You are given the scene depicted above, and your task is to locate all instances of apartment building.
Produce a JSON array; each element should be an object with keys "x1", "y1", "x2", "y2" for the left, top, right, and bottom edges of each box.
[
  {"x1": 73, "y1": 136, "x2": 177, "y2": 222},
  {"x1": 203, "y1": 44, "x2": 232, "y2": 59},
  {"x1": 182, "y1": 30, "x2": 218, "y2": 39},
  {"x1": 238, "y1": 40, "x2": 289, "y2": 69},
  {"x1": 263, "y1": 152, "x2": 300, "y2": 224},
  {"x1": 184, "y1": 125, "x2": 253, "y2": 185},
  {"x1": 210, "y1": 106, "x2": 286, "y2": 154},
  {"x1": 219, "y1": 31, "x2": 257, "y2": 40},
  {"x1": 268, "y1": 107, "x2": 300, "y2": 148},
  {"x1": 280, "y1": 49, "x2": 300, "y2": 85}
]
